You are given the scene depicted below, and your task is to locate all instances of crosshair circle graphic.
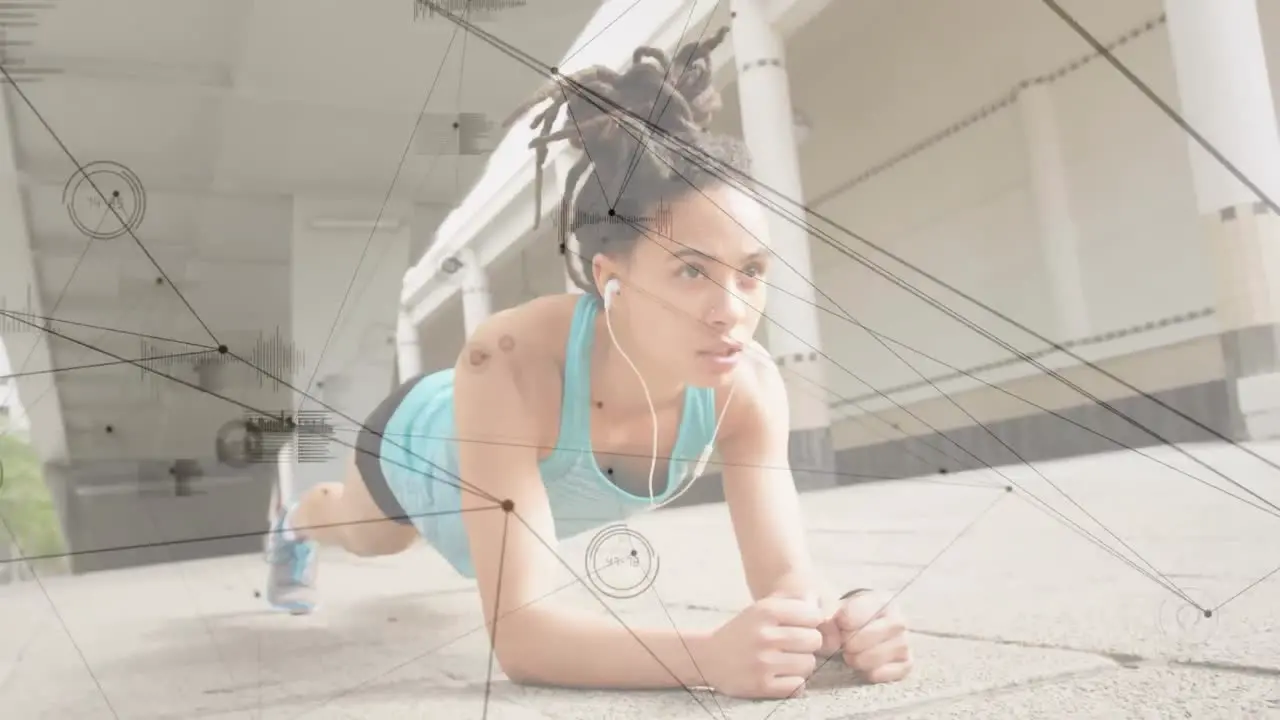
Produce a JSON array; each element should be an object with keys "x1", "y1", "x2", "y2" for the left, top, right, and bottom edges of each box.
[
  {"x1": 214, "y1": 419, "x2": 264, "y2": 468},
  {"x1": 1157, "y1": 587, "x2": 1219, "y2": 647},
  {"x1": 62, "y1": 161, "x2": 147, "y2": 240},
  {"x1": 584, "y1": 525, "x2": 659, "y2": 600}
]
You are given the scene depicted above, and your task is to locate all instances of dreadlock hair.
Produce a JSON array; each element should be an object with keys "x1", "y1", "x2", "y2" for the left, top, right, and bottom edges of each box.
[{"x1": 502, "y1": 27, "x2": 753, "y2": 298}]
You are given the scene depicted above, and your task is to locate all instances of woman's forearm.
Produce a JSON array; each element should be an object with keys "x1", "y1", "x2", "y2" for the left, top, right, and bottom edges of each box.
[
  {"x1": 502, "y1": 607, "x2": 715, "y2": 690},
  {"x1": 761, "y1": 567, "x2": 839, "y2": 615}
]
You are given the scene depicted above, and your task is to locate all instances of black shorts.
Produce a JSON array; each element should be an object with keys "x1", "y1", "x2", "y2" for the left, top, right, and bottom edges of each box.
[{"x1": 354, "y1": 373, "x2": 429, "y2": 526}]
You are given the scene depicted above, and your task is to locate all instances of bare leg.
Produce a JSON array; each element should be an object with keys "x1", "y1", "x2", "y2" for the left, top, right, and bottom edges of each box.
[
  {"x1": 287, "y1": 460, "x2": 418, "y2": 557},
  {"x1": 266, "y1": 458, "x2": 417, "y2": 613}
]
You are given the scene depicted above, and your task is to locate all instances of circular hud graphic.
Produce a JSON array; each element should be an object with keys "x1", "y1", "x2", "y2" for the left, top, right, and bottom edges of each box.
[
  {"x1": 1157, "y1": 586, "x2": 1220, "y2": 648},
  {"x1": 214, "y1": 419, "x2": 265, "y2": 469},
  {"x1": 584, "y1": 525, "x2": 659, "y2": 600},
  {"x1": 62, "y1": 161, "x2": 147, "y2": 240}
]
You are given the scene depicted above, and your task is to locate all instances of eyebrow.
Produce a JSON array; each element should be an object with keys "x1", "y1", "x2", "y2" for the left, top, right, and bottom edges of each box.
[{"x1": 672, "y1": 248, "x2": 768, "y2": 264}]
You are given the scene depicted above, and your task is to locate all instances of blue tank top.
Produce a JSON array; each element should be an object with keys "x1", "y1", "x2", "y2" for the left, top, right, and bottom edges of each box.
[{"x1": 377, "y1": 293, "x2": 719, "y2": 578}]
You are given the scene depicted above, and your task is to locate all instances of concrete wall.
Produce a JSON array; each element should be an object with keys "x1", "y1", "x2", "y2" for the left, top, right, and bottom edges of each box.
[
  {"x1": 782, "y1": 0, "x2": 1280, "y2": 470},
  {"x1": 44, "y1": 459, "x2": 275, "y2": 573}
]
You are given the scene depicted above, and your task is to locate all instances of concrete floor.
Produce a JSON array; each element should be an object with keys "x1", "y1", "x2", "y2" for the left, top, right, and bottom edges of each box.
[{"x1": 2, "y1": 441, "x2": 1280, "y2": 719}]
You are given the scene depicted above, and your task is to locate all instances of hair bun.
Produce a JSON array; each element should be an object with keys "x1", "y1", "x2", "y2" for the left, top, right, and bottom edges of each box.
[{"x1": 506, "y1": 27, "x2": 735, "y2": 228}]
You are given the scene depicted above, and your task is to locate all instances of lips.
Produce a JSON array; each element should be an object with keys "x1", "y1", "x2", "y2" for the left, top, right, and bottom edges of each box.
[{"x1": 698, "y1": 340, "x2": 744, "y2": 357}]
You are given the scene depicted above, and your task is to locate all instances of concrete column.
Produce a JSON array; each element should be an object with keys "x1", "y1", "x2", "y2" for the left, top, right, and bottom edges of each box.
[
  {"x1": 729, "y1": 0, "x2": 836, "y2": 491},
  {"x1": 1165, "y1": 0, "x2": 1280, "y2": 440},
  {"x1": 565, "y1": 267, "x2": 584, "y2": 294},
  {"x1": 310, "y1": 370, "x2": 384, "y2": 487},
  {"x1": 396, "y1": 309, "x2": 423, "y2": 382},
  {"x1": 1017, "y1": 82, "x2": 1090, "y2": 340},
  {"x1": 456, "y1": 248, "x2": 492, "y2": 336},
  {"x1": 287, "y1": 196, "x2": 410, "y2": 502}
]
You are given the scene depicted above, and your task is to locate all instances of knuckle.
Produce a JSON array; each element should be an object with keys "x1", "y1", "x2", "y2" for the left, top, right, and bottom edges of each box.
[
  {"x1": 749, "y1": 651, "x2": 771, "y2": 672},
  {"x1": 848, "y1": 651, "x2": 871, "y2": 673},
  {"x1": 804, "y1": 629, "x2": 825, "y2": 652},
  {"x1": 752, "y1": 626, "x2": 773, "y2": 646}
]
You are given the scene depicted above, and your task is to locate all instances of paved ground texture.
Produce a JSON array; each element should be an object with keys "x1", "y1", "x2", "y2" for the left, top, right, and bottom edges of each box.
[{"x1": 2, "y1": 441, "x2": 1280, "y2": 719}]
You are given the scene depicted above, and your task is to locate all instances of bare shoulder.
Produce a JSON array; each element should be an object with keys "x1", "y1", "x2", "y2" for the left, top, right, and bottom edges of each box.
[{"x1": 453, "y1": 294, "x2": 580, "y2": 401}]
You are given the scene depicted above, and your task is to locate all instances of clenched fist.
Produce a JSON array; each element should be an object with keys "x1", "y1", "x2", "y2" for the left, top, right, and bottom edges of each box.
[
  {"x1": 819, "y1": 589, "x2": 913, "y2": 684},
  {"x1": 699, "y1": 594, "x2": 826, "y2": 699}
]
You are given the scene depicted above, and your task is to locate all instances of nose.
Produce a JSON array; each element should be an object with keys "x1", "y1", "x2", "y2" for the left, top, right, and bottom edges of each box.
[{"x1": 706, "y1": 283, "x2": 748, "y2": 330}]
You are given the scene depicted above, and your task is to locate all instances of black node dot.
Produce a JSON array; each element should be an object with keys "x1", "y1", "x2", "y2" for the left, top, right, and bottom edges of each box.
[
  {"x1": 629, "y1": 549, "x2": 638, "y2": 557},
  {"x1": 606, "y1": 468, "x2": 614, "y2": 475},
  {"x1": 112, "y1": 190, "x2": 120, "y2": 197},
  {"x1": 939, "y1": 468, "x2": 948, "y2": 475},
  {"x1": 1204, "y1": 609, "x2": 1213, "y2": 618},
  {"x1": 105, "y1": 425, "x2": 114, "y2": 433},
  {"x1": 730, "y1": 11, "x2": 736, "y2": 18},
  {"x1": 1005, "y1": 486, "x2": 1014, "y2": 492},
  {"x1": 155, "y1": 277, "x2": 163, "y2": 285},
  {"x1": 452, "y1": 121, "x2": 460, "y2": 129},
  {"x1": 607, "y1": 209, "x2": 616, "y2": 217},
  {"x1": 217, "y1": 345, "x2": 228, "y2": 354},
  {"x1": 558, "y1": 243, "x2": 566, "y2": 254},
  {"x1": 501, "y1": 499, "x2": 515, "y2": 513},
  {"x1": 595, "y1": 401, "x2": 604, "y2": 409},
  {"x1": 550, "y1": 66, "x2": 560, "y2": 75}
]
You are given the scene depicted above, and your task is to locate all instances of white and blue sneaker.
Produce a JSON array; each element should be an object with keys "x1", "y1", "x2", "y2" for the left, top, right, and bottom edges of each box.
[{"x1": 264, "y1": 505, "x2": 318, "y2": 614}]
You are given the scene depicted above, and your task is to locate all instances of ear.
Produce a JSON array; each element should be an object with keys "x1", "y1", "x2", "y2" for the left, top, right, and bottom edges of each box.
[{"x1": 591, "y1": 253, "x2": 620, "y2": 295}]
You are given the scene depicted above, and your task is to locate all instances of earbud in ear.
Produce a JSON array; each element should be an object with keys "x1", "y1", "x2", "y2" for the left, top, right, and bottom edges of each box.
[{"x1": 603, "y1": 278, "x2": 621, "y2": 310}]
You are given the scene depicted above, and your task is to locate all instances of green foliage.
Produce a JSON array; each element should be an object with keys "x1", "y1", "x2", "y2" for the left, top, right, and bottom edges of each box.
[{"x1": 0, "y1": 433, "x2": 67, "y2": 574}]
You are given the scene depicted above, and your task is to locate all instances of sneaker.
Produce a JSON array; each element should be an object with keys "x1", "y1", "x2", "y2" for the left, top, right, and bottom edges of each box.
[{"x1": 265, "y1": 507, "x2": 318, "y2": 614}]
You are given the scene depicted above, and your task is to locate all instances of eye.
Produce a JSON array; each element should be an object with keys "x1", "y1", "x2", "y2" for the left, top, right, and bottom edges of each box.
[
  {"x1": 743, "y1": 263, "x2": 765, "y2": 278},
  {"x1": 678, "y1": 263, "x2": 703, "y2": 280}
]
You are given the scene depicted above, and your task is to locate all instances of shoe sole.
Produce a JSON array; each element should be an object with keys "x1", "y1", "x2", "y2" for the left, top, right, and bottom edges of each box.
[{"x1": 268, "y1": 597, "x2": 317, "y2": 615}]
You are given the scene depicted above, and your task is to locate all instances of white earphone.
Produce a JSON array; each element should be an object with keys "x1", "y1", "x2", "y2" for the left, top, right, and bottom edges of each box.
[
  {"x1": 598, "y1": 277, "x2": 734, "y2": 507},
  {"x1": 603, "y1": 277, "x2": 621, "y2": 310}
]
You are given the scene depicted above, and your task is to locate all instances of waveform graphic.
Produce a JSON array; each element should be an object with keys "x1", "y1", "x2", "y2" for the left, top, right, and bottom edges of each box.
[
  {"x1": 245, "y1": 410, "x2": 333, "y2": 464},
  {"x1": 0, "y1": 285, "x2": 40, "y2": 334},
  {"x1": 0, "y1": 1, "x2": 63, "y2": 85},
  {"x1": 137, "y1": 328, "x2": 306, "y2": 391},
  {"x1": 413, "y1": 0, "x2": 527, "y2": 22}
]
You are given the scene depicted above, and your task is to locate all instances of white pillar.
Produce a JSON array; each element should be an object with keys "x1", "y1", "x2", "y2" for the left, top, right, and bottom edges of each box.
[
  {"x1": 565, "y1": 267, "x2": 584, "y2": 294},
  {"x1": 729, "y1": 0, "x2": 835, "y2": 490},
  {"x1": 1165, "y1": 0, "x2": 1280, "y2": 439},
  {"x1": 313, "y1": 370, "x2": 382, "y2": 486},
  {"x1": 1166, "y1": 0, "x2": 1280, "y2": 213},
  {"x1": 396, "y1": 309, "x2": 423, "y2": 382},
  {"x1": 456, "y1": 248, "x2": 492, "y2": 336},
  {"x1": 288, "y1": 196, "x2": 409, "y2": 500},
  {"x1": 1017, "y1": 82, "x2": 1090, "y2": 340}
]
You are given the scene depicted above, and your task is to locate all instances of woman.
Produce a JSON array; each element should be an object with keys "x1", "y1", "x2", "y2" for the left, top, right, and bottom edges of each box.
[{"x1": 264, "y1": 30, "x2": 912, "y2": 699}]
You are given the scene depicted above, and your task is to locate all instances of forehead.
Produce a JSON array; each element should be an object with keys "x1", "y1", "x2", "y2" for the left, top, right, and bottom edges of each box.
[{"x1": 638, "y1": 183, "x2": 771, "y2": 260}]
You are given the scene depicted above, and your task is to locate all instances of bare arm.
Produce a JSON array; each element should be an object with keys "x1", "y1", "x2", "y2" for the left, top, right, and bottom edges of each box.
[
  {"x1": 453, "y1": 314, "x2": 714, "y2": 689},
  {"x1": 719, "y1": 356, "x2": 838, "y2": 612}
]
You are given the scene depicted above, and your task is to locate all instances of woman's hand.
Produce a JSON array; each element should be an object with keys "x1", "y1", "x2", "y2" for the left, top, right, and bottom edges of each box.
[
  {"x1": 823, "y1": 590, "x2": 913, "y2": 684},
  {"x1": 699, "y1": 594, "x2": 826, "y2": 699}
]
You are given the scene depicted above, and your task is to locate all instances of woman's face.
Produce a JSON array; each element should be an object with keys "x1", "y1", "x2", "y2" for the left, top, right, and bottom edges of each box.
[{"x1": 595, "y1": 182, "x2": 773, "y2": 388}]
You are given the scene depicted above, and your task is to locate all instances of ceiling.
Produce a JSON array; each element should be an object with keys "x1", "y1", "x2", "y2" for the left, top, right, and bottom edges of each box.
[{"x1": 2, "y1": 0, "x2": 605, "y2": 463}]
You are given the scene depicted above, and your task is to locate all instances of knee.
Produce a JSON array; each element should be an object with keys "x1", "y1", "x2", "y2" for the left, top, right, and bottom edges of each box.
[{"x1": 341, "y1": 523, "x2": 417, "y2": 557}]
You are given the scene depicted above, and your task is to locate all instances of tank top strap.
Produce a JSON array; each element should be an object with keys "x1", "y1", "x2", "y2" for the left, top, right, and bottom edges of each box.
[{"x1": 554, "y1": 293, "x2": 600, "y2": 453}]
